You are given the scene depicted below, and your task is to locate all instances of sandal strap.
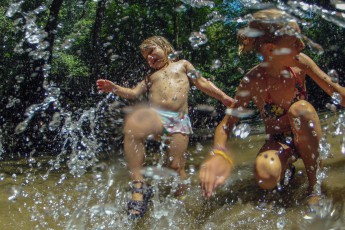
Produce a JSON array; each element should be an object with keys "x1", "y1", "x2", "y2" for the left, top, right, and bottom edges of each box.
[
  {"x1": 131, "y1": 187, "x2": 144, "y2": 194},
  {"x1": 130, "y1": 180, "x2": 145, "y2": 194},
  {"x1": 132, "y1": 180, "x2": 144, "y2": 184}
]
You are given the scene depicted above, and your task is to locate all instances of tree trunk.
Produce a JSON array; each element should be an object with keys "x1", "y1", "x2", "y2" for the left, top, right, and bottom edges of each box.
[{"x1": 90, "y1": 0, "x2": 107, "y2": 82}]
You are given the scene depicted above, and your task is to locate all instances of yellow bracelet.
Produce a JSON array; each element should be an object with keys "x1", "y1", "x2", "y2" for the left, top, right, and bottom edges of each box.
[{"x1": 212, "y1": 149, "x2": 234, "y2": 167}]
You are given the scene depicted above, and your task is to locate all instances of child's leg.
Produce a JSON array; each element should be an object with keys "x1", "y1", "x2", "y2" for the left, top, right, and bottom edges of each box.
[
  {"x1": 123, "y1": 108, "x2": 163, "y2": 203},
  {"x1": 166, "y1": 133, "x2": 189, "y2": 179},
  {"x1": 287, "y1": 100, "x2": 322, "y2": 195},
  {"x1": 166, "y1": 133, "x2": 189, "y2": 197},
  {"x1": 255, "y1": 141, "x2": 294, "y2": 190}
]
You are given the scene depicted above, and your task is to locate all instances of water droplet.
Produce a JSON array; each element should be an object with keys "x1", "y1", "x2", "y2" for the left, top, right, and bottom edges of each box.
[
  {"x1": 195, "y1": 142, "x2": 203, "y2": 152},
  {"x1": 293, "y1": 118, "x2": 301, "y2": 130},
  {"x1": 308, "y1": 120, "x2": 314, "y2": 128},
  {"x1": 273, "y1": 48, "x2": 292, "y2": 55},
  {"x1": 276, "y1": 217, "x2": 286, "y2": 229},
  {"x1": 325, "y1": 103, "x2": 337, "y2": 112},
  {"x1": 189, "y1": 32, "x2": 208, "y2": 47},
  {"x1": 242, "y1": 76, "x2": 250, "y2": 83},
  {"x1": 181, "y1": 0, "x2": 215, "y2": 8},
  {"x1": 175, "y1": 4, "x2": 187, "y2": 12},
  {"x1": 195, "y1": 104, "x2": 214, "y2": 112},
  {"x1": 237, "y1": 67, "x2": 245, "y2": 74},
  {"x1": 27, "y1": 35, "x2": 40, "y2": 44},
  {"x1": 319, "y1": 137, "x2": 331, "y2": 160},
  {"x1": 280, "y1": 69, "x2": 290, "y2": 78},
  {"x1": 187, "y1": 69, "x2": 202, "y2": 79},
  {"x1": 232, "y1": 123, "x2": 251, "y2": 139},
  {"x1": 168, "y1": 53, "x2": 178, "y2": 61},
  {"x1": 211, "y1": 59, "x2": 222, "y2": 69},
  {"x1": 6, "y1": 1, "x2": 23, "y2": 18},
  {"x1": 15, "y1": 120, "x2": 29, "y2": 134},
  {"x1": 331, "y1": 92, "x2": 342, "y2": 105},
  {"x1": 226, "y1": 108, "x2": 255, "y2": 118},
  {"x1": 328, "y1": 69, "x2": 339, "y2": 83},
  {"x1": 8, "y1": 185, "x2": 22, "y2": 201}
]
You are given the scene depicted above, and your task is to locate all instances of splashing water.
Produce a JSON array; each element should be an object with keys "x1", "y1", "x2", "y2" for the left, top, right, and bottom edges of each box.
[
  {"x1": 328, "y1": 69, "x2": 339, "y2": 83},
  {"x1": 232, "y1": 123, "x2": 251, "y2": 139},
  {"x1": 331, "y1": 92, "x2": 342, "y2": 105},
  {"x1": 211, "y1": 59, "x2": 222, "y2": 70},
  {"x1": 319, "y1": 136, "x2": 331, "y2": 160},
  {"x1": 187, "y1": 69, "x2": 203, "y2": 79},
  {"x1": 226, "y1": 108, "x2": 255, "y2": 118},
  {"x1": 333, "y1": 112, "x2": 345, "y2": 154},
  {"x1": 285, "y1": 1, "x2": 345, "y2": 28},
  {"x1": 189, "y1": 32, "x2": 208, "y2": 48},
  {"x1": 5, "y1": 1, "x2": 24, "y2": 17},
  {"x1": 142, "y1": 166, "x2": 178, "y2": 180},
  {"x1": 0, "y1": 129, "x2": 5, "y2": 161},
  {"x1": 180, "y1": 0, "x2": 215, "y2": 8}
]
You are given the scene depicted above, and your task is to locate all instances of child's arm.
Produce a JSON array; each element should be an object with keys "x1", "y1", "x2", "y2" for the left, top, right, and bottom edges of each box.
[
  {"x1": 199, "y1": 77, "x2": 253, "y2": 198},
  {"x1": 195, "y1": 77, "x2": 235, "y2": 107},
  {"x1": 298, "y1": 53, "x2": 345, "y2": 106},
  {"x1": 184, "y1": 61, "x2": 234, "y2": 107},
  {"x1": 96, "y1": 79, "x2": 147, "y2": 100}
]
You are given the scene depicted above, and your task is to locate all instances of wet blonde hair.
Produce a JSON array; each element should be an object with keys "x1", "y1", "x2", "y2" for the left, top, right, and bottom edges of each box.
[
  {"x1": 237, "y1": 9, "x2": 304, "y2": 54},
  {"x1": 139, "y1": 36, "x2": 175, "y2": 63}
]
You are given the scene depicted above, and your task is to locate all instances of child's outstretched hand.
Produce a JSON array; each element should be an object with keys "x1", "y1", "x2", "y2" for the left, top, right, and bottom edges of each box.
[
  {"x1": 199, "y1": 153, "x2": 233, "y2": 198},
  {"x1": 96, "y1": 79, "x2": 117, "y2": 93}
]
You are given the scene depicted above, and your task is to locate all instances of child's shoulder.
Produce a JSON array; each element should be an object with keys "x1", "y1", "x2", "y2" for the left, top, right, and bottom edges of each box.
[
  {"x1": 176, "y1": 59, "x2": 191, "y2": 65},
  {"x1": 294, "y1": 53, "x2": 317, "y2": 69},
  {"x1": 171, "y1": 59, "x2": 193, "y2": 69}
]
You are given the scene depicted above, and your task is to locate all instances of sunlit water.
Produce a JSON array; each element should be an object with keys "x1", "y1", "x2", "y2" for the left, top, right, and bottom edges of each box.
[{"x1": 1, "y1": 113, "x2": 345, "y2": 230}]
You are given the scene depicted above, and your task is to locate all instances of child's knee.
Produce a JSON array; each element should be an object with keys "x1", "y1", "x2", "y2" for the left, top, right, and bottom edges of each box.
[
  {"x1": 123, "y1": 117, "x2": 145, "y2": 139},
  {"x1": 255, "y1": 150, "x2": 282, "y2": 190},
  {"x1": 123, "y1": 110, "x2": 161, "y2": 139},
  {"x1": 288, "y1": 100, "x2": 316, "y2": 119}
]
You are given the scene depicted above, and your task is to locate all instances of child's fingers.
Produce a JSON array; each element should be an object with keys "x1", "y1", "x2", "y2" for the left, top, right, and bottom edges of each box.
[
  {"x1": 199, "y1": 165, "x2": 207, "y2": 196},
  {"x1": 204, "y1": 167, "x2": 216, "y2": 198},
  {"x1": 200, "y1": 165, "x2": 212, "y2": 197}
]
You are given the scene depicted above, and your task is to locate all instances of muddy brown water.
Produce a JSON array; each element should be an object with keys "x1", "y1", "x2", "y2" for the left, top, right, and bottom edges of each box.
[{"x1": 0, "y1": 113, "x2": 345, "y2": 230}]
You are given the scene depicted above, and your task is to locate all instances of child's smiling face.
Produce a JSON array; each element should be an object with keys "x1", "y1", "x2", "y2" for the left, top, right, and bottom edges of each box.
[{"x1": 142, "y1": 45, "x2": 167, "y2": 69}]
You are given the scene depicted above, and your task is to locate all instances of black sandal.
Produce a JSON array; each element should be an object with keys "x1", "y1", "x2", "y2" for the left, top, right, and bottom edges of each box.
[{"x1": 127, "y1": 180, "x2": 153, "y2": 219}]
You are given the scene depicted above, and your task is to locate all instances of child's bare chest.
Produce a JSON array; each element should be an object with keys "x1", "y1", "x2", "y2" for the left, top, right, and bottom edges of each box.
[
  {"x1": 150, "y1": 67, "x2": 189, "y2": 88},
  {"x1": 256, "y1": 72, "x2": 303, "y2": 107}
]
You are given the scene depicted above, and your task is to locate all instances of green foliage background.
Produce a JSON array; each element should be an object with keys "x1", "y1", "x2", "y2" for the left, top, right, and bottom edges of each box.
[{"x1": 0, "y1": 0, "x2": 344, "y2": 158}]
